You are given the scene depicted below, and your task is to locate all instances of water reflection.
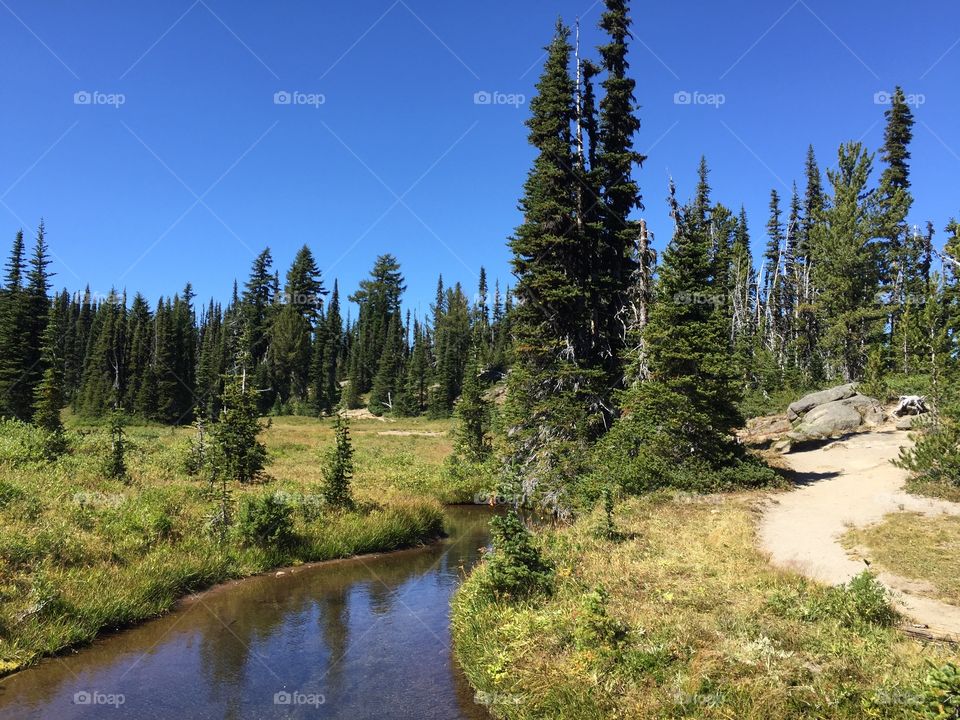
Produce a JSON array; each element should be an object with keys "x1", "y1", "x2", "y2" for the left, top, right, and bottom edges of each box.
[{"x1": 0, "y1": 507, "x2": 493, "y2": 720}]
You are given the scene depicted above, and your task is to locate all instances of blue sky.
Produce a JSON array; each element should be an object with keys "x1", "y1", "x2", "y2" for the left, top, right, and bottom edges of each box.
[{"x1": 0, "y1": 1, "x2": 958, "y2": 317}]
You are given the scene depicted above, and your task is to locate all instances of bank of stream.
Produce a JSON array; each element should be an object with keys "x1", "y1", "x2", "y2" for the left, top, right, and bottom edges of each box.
[{"x1": 0, "y1": 506, "x2": 494, "y2": 720}]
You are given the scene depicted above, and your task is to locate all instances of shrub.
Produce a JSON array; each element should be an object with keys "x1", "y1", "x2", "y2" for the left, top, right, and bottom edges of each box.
[
  {"x1": 482, "y1": 510, "x2": 553, "y2": 599},
  {"x1": 0, "y1": 420, "x2": 52, "y2": 466},
  {"x1": 591, "y1": 385, "x2": 779, "y2": 496},
  {"x1": 808, "y1": 572, "x2": 898, "y2": 628},
  {"x1": 574, "y1": 586, "x2": 629, "y2": 655},
  {"x1": 896, "y1": 409, "x2": 960, "y2": 488},
  {"x1": 917, "y1": 662, "x2": 960, "y2": 719},
  {"x1": 236, "y1": 493, "x2": 295, "y2": 549}
]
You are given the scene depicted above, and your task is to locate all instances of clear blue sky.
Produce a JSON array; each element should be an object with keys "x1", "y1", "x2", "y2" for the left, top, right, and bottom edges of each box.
[{"x1": 1, "y1": 1, "x2": 958, "y2": 317}]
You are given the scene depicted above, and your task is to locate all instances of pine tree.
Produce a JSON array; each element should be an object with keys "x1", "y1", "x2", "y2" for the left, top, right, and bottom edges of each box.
[
  {"x1": 106, "y1": 409, "x2": 128, "y2": 481},
  {"x1": 323, "y1": 280, "x2": 343, "y2": 409},
  {"x1": 644, "y1": 169, "x2": 743, "y2": 433},
  {"x1": 210, "y1": 368, "x2": 268, "y2": 484},
  {"x1": 322, "y1": 415, "x2": 354, "y2": 509},
  {"x1": 598, "y1": 171, "x2": 770, "y2": 493},
  {"x1": 347, "y1": 254, "x2": 405, "y2": 395},
  {"x1": 504, "y1": 21, "x2": 609, "y2": 509},
  {"x1": 22, "y1": 221, "x2": 54, "y2": 417},
  {"x1": 368, "y1": 315, "x2": 404, "y2": 414},
  {"x1": 242, "y1": 248, "x2": 275, "y2": 367},
  {"x1": 33, "y1": 291, "x2": 70, "y2": 449},
  {"x1": 812, "y1": 142, "x2": 882, "y2": 381},
  {"x1": 877, "y1": 88, "x2": 918, "y2": 372},
  {"x1": 452, "y1": 347, "x2": 492, "y2": 463},
  {"x1": 595, "y1": 0, "x2": 645, "y2": 380},
  {"x1": 0, "y1": 231, "x2": 29, "y2": 419}
]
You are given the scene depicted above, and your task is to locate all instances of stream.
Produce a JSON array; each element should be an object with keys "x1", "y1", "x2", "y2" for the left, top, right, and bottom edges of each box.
[{"x1": 0, "y1": 506, "x2": 494, "y2": 719}]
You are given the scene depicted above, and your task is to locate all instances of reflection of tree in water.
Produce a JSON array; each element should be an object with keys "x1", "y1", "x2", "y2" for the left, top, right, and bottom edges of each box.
[{"x1": 317, "y1": 587, "x2": 350, "y2": 691}]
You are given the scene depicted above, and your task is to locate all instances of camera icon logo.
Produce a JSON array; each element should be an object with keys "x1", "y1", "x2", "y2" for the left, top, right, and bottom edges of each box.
[
  {"x1": 73, "y1": 691, "x2": 92, "y2": 705},
  {"x1": 673, "y1": 90, "x2": 692, "y2": 105},
  {"x1": 473, "y1": 90, "x2": 492, "y2": 105},
  {"x1": 274, "y1": 691, "x2": 292, "y2": 705},
  {"x1": 74, "y1": 91, "x2": 92, "y2": 105},
  {"x1": 273, "y1": 91, "x2": 292, "y2": 105},
  {"x1": 873, "y1": 90, "x2": 892, "y2": 105}
]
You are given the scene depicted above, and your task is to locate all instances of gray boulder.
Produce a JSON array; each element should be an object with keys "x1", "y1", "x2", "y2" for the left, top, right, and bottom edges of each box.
[
  {"x1": 791, "y1": 399, "x2": 864, "y2": 440},
  {"x1": 787, "y1": 383, "x2": 858, "y2": 420},
  {"x1": 895, "y1": 415, "x2": 916, "y2": 430}
]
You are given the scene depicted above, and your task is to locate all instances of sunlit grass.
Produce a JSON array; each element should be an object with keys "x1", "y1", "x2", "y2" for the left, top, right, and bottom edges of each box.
[
  {"x1": 452, "y1": 493, "x2": 957, "y2": 719},
  {"x1": 844, "y1": 512, "x2": 960, "y2": 605},
  {"x1": 0, "y1": 414, "x2": 476, "y2": 674}
]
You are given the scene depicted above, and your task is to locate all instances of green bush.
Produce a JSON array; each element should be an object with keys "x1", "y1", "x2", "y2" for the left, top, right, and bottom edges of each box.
[
  {"x1": 0, "y1": 420, "x2": 54, "y2": 466},
  {"x1": 482, "y1": 510, "x2": 553, "y2": 599},
  {"x1": 768, "y1": 572, "x2": 898, "y2": 629},
  {"x1": 896, "y1": 417, "x2": 960, "y2": 488},
  {"x1": 590, "y1": 385, "x2": 779, "y2": 496},
  {"x1": 236, "y1": 493, "x2": 295, "y2": 549},
  {"x1": 818, "y1": 571, "x2": 899, "y2": 628},
  {"x1": 573, "y1": 586, "x2": 629, "y2": 656},
  {"x1": 917, "y1": 662, "x2": 960, "y2": 719}
]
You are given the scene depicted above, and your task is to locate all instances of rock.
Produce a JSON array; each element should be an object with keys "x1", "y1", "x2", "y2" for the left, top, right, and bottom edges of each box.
[
  {"x1": 741, "y1": 414, "x2": 793, "y2": 447},
  {"x1": 771, "y1": 438, "x2": 793, "y2": 454},
  {"x1": 861, "y1": 404, "x2": 887, "y2": 427},
  {"x1": 787, "y1": 383, "x2": 858, "y2": 421},
  {"x1": 790, "y1": 397, "x2": 867, "y2": 441},
  {"x1": 895, "y1": 416, "x2": 915, "y2": 430}
]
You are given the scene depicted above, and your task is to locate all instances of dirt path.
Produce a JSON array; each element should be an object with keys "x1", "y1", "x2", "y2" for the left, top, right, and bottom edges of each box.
[{"x1": 759, "y1": 429, "x2": 960, "y2": 639}]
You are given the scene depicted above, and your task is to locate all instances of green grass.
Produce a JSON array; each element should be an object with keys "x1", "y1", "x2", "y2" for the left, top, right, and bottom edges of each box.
[
  {"x1": 0, "y1": 414, "x2": 485, "y2": 675},
  {"x1": 844, "y1": 512, "x2": 960, "y2": 606},
  {"x1": 452, "y1": 494, "x2": 959, "y2": 719}
]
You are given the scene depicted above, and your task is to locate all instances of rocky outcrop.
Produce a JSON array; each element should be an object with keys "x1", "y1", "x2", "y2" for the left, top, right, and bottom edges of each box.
[
  {"x1": 786, "y1": 383, "x2": 858, "y2": 421},
  {"x1": 788, "y1": 394, "x2": 884, "y2": 443},
  {"x1": 742, "y1": 384, "x2": 888, "y2": 453}
]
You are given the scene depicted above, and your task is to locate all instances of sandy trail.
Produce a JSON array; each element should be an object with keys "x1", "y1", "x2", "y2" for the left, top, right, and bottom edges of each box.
[{"x1": 759, "y1": 429, "x2": 960, "y2": 639}]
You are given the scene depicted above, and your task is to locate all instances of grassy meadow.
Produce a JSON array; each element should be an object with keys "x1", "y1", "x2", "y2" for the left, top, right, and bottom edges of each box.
[
  {"x1": 452, "y1": 493, "x2": 959, "y2": 720},
  {"x1": 0, "y1": 413, "x2": 482, "y2": 675},
  {"x1": 844, "y1": 512, "x2": 960, "y2": 606}
]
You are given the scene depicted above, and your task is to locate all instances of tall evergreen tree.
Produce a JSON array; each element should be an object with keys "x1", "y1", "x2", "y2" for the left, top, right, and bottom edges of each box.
[
  {"x1": 504, "y1": 21, "x2": 606, "y2": 510},
  {"x1": 0, "y1": 231, "x2": 30, "y2": 419},
  {"x1": 594, "y1": 0, "x2": 645, "y2": 381},
  {"x1": 811, "y1": 142, "x2": 882, "y2": 381}
]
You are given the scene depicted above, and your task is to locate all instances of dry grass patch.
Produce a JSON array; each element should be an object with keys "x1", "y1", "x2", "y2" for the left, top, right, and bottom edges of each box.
[
  {"x1": 844, "y1": 512, "x2": 960, "y2": 605},
  {"x1": 453, "y1": 493, "x2": 958, "y2": 719}
]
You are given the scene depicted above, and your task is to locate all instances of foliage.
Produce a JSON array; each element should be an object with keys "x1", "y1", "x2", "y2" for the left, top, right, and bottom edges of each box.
[
  {"x1": 209, "y1": 373, "x2": 268, "y2": 485},
  {"x1": 452, "y1": 496, "x2": 941, "y2": 720},
  {"x1": 0, "y1": 415, "x2": 448, "y2": 675},
  {"x1": 236, "y1": 492, "x2": 295, "y2": 549},
  {"x1": 592, "y1": 383, "x2": 778, "y2": 494},
  {"x1": 322, "y1": 415, "x2": 355, "y2": 509},
  {"x1": 481, "y1": 510, "x2": 553, "y2": 599},
  {"x1": 916, "y1": 662, "x2": 960, "y2": 720},
  {"x1": 105, "y1": 410, "x2": 128, "y2": 481},
  {"x1": 896, "y1": 390, "x2": 960, "y2": 488}
]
